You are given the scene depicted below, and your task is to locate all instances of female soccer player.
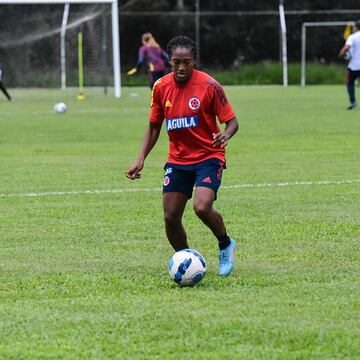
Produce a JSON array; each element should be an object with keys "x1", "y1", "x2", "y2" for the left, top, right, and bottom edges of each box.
[
  {"x1": 126, "y1": 36, "x2": 239, "y2": 277},
  {"x1": 127, "y1": 33, "x2": 169, "y2": 89}
]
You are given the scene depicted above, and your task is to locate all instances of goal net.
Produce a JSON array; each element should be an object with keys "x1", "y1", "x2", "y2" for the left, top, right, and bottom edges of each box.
[{"x1": 0, "y1": 2, "x2": 117, "y2": 92}]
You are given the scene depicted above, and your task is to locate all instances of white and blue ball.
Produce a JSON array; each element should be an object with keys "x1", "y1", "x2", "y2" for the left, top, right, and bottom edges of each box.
[
  {"x1": 53, "y1": 102, "x2": 67, "y2": 113},
  {"x1": 168, "y1": 249, "x2": 207, "y2": 287}
]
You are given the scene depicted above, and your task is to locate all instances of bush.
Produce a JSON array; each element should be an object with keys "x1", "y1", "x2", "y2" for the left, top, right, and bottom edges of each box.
[
  {"x1": 209, "y1": 63, "x2": 347, "y2": 85},
  {"x1": 120, "y1": 62, "x2": 348, "y2": 87}
]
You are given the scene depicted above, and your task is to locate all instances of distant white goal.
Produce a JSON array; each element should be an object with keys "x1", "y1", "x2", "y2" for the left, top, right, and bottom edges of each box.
[
  {"x1": 0, "y1": 0, "x2": 121, "y2": 97},
  {"x1": 300, "y1": 21, "x2": 355, "y2": 87}
]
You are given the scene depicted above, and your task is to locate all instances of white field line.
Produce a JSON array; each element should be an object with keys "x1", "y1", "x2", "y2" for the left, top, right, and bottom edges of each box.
[{"x1": 0, "y1": 179, "x2": 359, "y2": 199}]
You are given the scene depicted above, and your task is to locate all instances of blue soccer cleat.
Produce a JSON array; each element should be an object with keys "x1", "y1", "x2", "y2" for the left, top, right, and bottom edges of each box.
[{"x1": 218, "y1": 238, "x2": 236, "y2": 276}]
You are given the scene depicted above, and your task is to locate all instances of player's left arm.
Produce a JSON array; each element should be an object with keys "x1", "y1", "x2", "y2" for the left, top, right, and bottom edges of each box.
[
  {"x1": 212, "y1": 117, "x2": 239, "y2": 148},
  {"x1": 208, "y1": 79, "x2": 239, "y2": 148}
]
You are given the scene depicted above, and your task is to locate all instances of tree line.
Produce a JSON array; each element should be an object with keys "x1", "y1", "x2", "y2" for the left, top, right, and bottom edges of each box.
[{"x1": 0, "y1": 0, "x2": 359, "y2": 87}]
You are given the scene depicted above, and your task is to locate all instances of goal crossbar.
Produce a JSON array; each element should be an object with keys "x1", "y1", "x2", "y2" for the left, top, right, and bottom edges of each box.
[
  {"x1": 300, "y1": 21, "x2": 355, "y2": 87},
  {"x1": 0, "y1": 0, "x2": 114, "y2": 4},
  {"x1": 0, "y1": 0, "x2": 121, "y2": 97}
]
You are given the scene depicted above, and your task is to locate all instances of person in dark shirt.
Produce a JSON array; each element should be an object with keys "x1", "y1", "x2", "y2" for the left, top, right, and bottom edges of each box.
[{"x1": 127, "y1": 33, "x2": 169, "y2": 89}]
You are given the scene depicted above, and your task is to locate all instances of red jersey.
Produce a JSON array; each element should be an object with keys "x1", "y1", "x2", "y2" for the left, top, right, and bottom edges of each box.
[{"x1": 149, "y1": 69, "x2": 236, "y2": 165}]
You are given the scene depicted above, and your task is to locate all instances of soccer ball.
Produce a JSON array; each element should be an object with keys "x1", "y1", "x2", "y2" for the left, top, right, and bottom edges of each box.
[
  {"x1": 168, "y1": 249, "x2": 207, "y2": 287},
  {"x1": 54, "y1": 102, "x2": 67, "y2": 113}
]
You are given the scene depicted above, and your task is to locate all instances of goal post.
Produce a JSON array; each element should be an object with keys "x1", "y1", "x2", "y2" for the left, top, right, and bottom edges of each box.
[
  {"x1": 300, "y1": 21, "x2": 355, "y2": 87},
  {"x1": 60, "y1": 3, "x2": 70, "y2": 90},
  {"x1": 278, "y1": 0, "x2": 288, "y2": 87},
  {"x1": 0, "y1": 0, "x2": 121, "y2": 98}
]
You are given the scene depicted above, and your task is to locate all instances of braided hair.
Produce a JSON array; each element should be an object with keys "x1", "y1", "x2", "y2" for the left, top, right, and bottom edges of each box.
[{"x1": 167, "y1": 36, "x2": 197, "y2": 60}]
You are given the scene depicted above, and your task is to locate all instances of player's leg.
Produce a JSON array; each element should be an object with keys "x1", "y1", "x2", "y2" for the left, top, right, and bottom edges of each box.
[
  {"x1": 163, "y1": 192, "x2": 189, "y2": 251},
  {"x1": 149, "y1": 71, "x2": 164, "y2": 89},
  {"x1": 193, "y1": 159, "x2": 227, "y2": 240},
  {"x1": 193, "y1": 159, "x2": 236, "y2": 276},
  {"x1": 0, "y1": 81, "x2": 11, "y2": 101},
  {"x1": 152, "y1": 71, "x2": 164, "y2": 84},
  {"x1": 162, "y1": 163, "x2": 195, "y2": 251},
  {"x1": 148, "y1": 71, "x2": 155, "y2": 89},
  {"x1": 352, "y1": 70, "x2": 360, "y2": 107},
  {"x1": 346, "y1": 69, "x2": 357, "y2": 109},
  {"x1": 193, "y1": 186, "x2": 236, "y2": 276},
  {"x1": 193, "y1": 186, "x2": 226, "y2": 237}
]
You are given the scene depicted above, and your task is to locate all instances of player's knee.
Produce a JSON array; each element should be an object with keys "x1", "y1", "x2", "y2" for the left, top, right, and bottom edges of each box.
[
  {"x1": 164, "y1": 211, "x2": 181, "y2": 226},
  {"x1": 193, "y1": 202, "x2": 212, "y2": 220}
]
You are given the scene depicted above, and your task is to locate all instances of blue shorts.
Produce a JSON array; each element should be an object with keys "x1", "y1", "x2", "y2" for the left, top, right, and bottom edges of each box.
[{"x1": 162, "y1": 158, "x2": 226, "y2": 200}]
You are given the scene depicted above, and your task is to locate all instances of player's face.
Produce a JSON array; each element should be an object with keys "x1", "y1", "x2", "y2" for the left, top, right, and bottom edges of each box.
[{"x1": 170, "y1": 47, "x2": 196, "y2": 84}]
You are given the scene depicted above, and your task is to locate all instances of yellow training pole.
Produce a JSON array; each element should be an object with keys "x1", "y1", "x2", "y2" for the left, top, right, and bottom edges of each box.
[{"x1": 77, "y1": 31, "x2": 85, "y2": 100}]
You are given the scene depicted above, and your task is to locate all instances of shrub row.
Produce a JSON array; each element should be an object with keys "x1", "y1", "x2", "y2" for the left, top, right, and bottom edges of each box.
[{"x1": 122, "y1": 62, "x2": 349, "y2": 87}]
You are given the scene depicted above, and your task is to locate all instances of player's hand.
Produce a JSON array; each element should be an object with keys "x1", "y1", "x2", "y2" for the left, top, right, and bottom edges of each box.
[
  {"x1": 125, "y1": 161, "x2": 143, "y2": 180},
  {"x1": 127, "y1": 68, "x2": 137, "y2": 76},
  {"x1": 212, "y1": 132, "x2": 229, "y2": 148}
]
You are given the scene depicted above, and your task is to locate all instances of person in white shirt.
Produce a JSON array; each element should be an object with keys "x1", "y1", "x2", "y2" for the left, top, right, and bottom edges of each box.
[{"x1": 339, "y1": 20, "x2": 360, "y2": 110}]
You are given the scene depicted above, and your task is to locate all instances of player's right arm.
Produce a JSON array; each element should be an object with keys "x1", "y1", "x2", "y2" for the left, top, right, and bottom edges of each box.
[
  {"x1": 126, "y1": 79, "x2": 164, "y2": 180},
  {"x1": 125, "y1": 122, "x2": 162, "y2": 180},
  {"x1": 339, "y1": 44, "x2": 351, "y2": 58},
  {"x1": 127, "y1": 47, "x2": 146, "y2": 75},
  {"x1": 339, "y1": 35, "x2": 352, "y2": 58}
]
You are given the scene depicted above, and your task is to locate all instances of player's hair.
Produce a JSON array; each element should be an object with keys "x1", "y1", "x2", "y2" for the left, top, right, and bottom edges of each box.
[
  {"x1": 167, "y1": 36, "x2": 197, "y2": 59},
  {"x1": 142, "y1": 32, "x2": 152, "y2": 43},
  {"x1": 142, "y1": 32, "x2": 160, "y2": 48},
  {"x1": 356, "y1": 19, "x2": 360, "y2": 30}
]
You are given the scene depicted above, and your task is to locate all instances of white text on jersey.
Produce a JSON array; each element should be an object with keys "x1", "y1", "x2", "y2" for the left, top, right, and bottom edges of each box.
[{"x1": 166, "y1": 116, "x2": 199, "y2": 132}]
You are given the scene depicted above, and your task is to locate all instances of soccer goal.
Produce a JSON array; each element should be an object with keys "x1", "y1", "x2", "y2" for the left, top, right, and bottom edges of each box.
[
  {"x1": 0, "y1": 0, "x2": 121, "y2": 97},
  {"x1": 300, "y1": 21, "x2": 355, "y2": 87}
]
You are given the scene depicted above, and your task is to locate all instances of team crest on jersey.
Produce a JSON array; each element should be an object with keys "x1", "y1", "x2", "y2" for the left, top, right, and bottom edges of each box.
[
  {"x1": 163, "y1": 176, "x2": 170, "y2": 186},
  {"x1": 188, "y1": 97, "x2": 201, "y2": 111}
]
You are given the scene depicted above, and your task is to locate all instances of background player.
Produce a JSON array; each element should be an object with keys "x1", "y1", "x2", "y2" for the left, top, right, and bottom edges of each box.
[
  {"x1": 125, "y1": 35, "x2": 239, "y2": 277},
  {"x1": 339, "y1": 19, "x2": 360, "y2": 110},
  {"x1": 0, "y1": 62, "x2": 11, "y2": 101},
  {"x1": 127, "y1": 33, "x2": 169, "y2": 89}
]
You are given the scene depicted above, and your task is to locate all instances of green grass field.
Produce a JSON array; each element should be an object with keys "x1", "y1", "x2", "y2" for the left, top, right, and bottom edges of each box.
[{"x1": 0, "y1": 85, "x2": 359, "y2": 359}]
